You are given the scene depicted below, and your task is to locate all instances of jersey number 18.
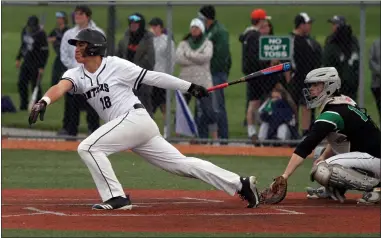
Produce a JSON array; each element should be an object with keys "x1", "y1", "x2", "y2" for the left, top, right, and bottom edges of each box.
[{"x1": 100, "y1": 96, "x2": 112, "y2": 110}]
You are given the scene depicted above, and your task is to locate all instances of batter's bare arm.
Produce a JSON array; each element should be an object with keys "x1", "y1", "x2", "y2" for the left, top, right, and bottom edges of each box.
[{"x1": 43, "y1": 79, "x2": 73, "y2": 104}]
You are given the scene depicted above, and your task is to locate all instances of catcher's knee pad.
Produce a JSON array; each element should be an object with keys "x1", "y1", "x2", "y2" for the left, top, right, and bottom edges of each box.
[{"x1": 310, "y1": 161, "x2": 380, "y2": 191}]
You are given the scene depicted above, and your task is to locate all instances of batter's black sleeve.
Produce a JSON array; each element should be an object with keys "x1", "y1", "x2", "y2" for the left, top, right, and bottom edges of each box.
[{"x1": 294, "y1": 121, "x2": 335, "y2": 158}]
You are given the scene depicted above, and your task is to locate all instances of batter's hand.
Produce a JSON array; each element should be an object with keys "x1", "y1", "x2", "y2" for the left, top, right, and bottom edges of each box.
[
  {"x1": 187, "y1": 83, "x2": 209, "y2": 99},
  {"x1": 28, "y1": 100, "x2": 47, "y2": 126}
]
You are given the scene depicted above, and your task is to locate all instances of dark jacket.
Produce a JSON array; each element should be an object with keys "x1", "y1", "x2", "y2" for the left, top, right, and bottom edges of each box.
[
  {"x1": 239, "y1": 26, "x2": 269, "y2": 75},
  {"x1": 290, "y1": 32, "x2": 322, "y2": 82},
  {"x1": 16, "y1": 26, "x2": 49, "y2": 69},
  {"x1": 205, "y1": 20, "x2": 232, "y2": 74},
  {"x1": 323, "y1": 25, "x2": 359, "y2": 96},
  {"x1": 117, "y1": 30, "x2": 155, "y2": 71},
  {"x1": 49, "y1": 26, "x2": 69, "y2": 56}
]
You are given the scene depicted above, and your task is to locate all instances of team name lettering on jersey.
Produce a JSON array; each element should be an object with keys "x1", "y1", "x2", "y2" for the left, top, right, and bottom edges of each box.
[{"x1": 83, "y1": 83, "x2": 110, "y2": 100}]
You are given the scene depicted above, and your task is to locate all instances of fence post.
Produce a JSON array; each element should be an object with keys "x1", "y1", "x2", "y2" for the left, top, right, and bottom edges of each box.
[
  {"x1": 164, "y1": 2, "x2": 173, "y2": 139},
  {"x1": 358, "y1": 1, "x2": 366, "y2": 107},
  {"x1": 107, "y1": 1, "x2": 116, "y2": 56}
]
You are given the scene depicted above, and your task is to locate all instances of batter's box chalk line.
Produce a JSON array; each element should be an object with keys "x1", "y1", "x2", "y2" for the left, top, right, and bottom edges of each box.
[
  {"x1": 3, "y1": 197, "x2": 223, "y2": 203},
  {"x1": 1, "y1": 197, "x2": 224, "y2": 207},
  {"x1": 2, "y1": 206, "x2": 304, "y2": 218},
  {"x1": 1, "y1": 207, "x2": 68, "y2": 218}
]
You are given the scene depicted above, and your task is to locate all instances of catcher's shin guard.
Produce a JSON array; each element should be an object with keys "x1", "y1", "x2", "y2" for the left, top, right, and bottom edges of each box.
[{"x1": 310, "y1": 161, "x2": 380, "y2": 192}]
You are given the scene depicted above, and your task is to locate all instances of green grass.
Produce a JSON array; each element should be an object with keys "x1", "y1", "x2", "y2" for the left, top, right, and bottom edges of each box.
[
  {"x1": 2, "y1": 229, "x2": 380, "y2": 237},
  {"x1": 1, "y1": 5, "x2": 380, "y2": 137},
  {"x1": 2, "y1": 149, "x2": 315, "y2": 191}
]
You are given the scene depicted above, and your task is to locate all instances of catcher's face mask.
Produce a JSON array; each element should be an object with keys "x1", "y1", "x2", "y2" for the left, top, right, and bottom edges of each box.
[{"x1": 303, "y1": 67, "x2": 341, "y2": 109}]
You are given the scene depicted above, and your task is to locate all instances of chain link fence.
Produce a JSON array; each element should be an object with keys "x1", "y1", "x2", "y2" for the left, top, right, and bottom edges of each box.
[{"x1": 2, "y1": 1, "x2": 380, "y2": 145}]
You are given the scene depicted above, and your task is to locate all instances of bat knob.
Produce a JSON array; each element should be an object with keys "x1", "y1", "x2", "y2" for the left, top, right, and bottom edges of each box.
[{"x1": 282, "y1": 62, "x2": 291, "y2": 72}]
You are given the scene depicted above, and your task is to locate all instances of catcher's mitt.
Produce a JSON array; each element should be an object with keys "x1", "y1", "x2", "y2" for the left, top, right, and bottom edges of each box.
[{"x1": 259, "y1": 176, "x2": 288, "y2": 204}]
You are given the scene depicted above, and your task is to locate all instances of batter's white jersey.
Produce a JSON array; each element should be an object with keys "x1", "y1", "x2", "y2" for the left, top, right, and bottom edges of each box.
[
  {"x1": 61, "y1": 56, "x2": 191, "y2": 122},
  {"x1": 61, "y1": 57, "x2": 245, "y2": 204}
]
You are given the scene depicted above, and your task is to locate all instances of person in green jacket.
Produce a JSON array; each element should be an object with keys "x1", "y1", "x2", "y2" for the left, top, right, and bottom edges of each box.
[
  {"x1": 323, "y1": 16, "x2": 359, "y2": 101},
  {"x1": 198, "y1": 5, "x2": 232, "y2": 143}
]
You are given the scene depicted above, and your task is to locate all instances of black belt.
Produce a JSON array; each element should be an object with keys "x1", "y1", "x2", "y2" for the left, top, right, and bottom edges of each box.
[{"x1": 133, "y1": 103, "x2": 145, "y2": 109}]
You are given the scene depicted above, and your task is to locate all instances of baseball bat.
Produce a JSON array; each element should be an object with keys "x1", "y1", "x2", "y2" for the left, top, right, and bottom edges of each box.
[
  {"x1": 207, "y1": 62, "x2": 292, "y2": 92},
  {"x1": 28, "y1": 72, "x2": 43, "y2": 112}
]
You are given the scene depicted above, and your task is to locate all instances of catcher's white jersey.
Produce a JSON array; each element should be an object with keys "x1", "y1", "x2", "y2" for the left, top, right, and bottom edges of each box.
[{"x1": 61, "y1": 56, "x2": 190, "y2": 122}]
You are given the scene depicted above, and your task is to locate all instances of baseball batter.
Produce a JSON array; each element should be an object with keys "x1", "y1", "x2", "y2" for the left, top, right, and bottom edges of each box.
[
  {"x1": 261, "y1": 67, "x2": 380, "y2": 205},
  {"x1": 28, "y1": 29, "x2": 260, "y2": 210}
]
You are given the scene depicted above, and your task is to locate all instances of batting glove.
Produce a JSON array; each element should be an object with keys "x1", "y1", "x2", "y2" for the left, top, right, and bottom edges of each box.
[
  {"x1": 187, "y1": 83, "x2": 209, "y2": 99},
  {"x1": 28, "y1": 100, "x2": 47, "y2": 126}
]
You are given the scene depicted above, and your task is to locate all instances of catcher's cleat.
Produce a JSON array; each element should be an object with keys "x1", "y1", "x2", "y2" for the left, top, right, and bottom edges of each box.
[
  {"x1": 92, "y1": 195, "x2": 132, "y2": 210},
  {"x1": 357, "y1": 188, "x2": 381, "y2": 205},
  {"x1": 238, "y1": 176, "x2": 260, "y2": 208},
  {"x1": 306, "y1": 186, "x2": 346, "y2": 202},
  {"x1": 306, "y1": 186, "x2": 332, "y2": 199}
]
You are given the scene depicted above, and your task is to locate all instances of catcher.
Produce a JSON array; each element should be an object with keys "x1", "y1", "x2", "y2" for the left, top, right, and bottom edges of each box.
[{"x1": 260, "y1": 67, "x2": 381, "y2": 205}]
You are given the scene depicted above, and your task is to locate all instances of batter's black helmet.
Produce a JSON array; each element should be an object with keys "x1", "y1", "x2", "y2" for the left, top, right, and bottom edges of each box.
[{"x1": 68, "y1": 28, "x2": 107, "y2": 57}]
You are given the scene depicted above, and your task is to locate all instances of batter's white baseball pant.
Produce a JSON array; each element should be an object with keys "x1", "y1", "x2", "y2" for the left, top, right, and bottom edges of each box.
[
  {"x1": 326, "y1": 152, "x2": 380, "y2": 179},
  {"x1": 77, "y1": 108, "x2": 242, "y2": 201}
]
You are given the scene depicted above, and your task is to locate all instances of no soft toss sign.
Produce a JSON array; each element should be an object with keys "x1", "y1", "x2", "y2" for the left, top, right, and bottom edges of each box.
[{"x1": 259, "y1": 36, "x2": 292, "y2": 60}]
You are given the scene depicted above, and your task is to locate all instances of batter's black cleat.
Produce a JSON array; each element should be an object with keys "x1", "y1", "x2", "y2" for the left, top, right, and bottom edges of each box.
[
  {"x1": 238, "y1": 176, "x2": 260, "y2": 208},
  {"x1": 92, "y1": 195, "x2": 132, "y2": 210}
]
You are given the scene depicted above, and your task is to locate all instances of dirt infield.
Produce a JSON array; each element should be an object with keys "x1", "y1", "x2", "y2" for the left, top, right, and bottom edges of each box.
[{"x1": 2, "y1": 189, "x2": 380, "y2": 234}]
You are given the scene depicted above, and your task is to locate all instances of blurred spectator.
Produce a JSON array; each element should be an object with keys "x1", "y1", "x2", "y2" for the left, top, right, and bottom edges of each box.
[
  {"x1": 48, "y1": 11, "x2": 69, "y2": 86},
  {"x1": 71, "y1": 11, "x2": 76, "y2": 26},
  {"x1": 243, "y1": 18, "x2": 275, "y2": 127},
  {"x1": 288, "y1": 12, "x2": 322, "y2": 137},
  {"x1": 198, "y1": 5, "x2": 231, "y2": 142},
  {"x1": 323, "y1": 15, "x2": 359, "y2": 101},
  {"x1": 16, "y1": 15, "x2": 49, "y2": 111},
  {"x1": 59, "y1": 5, "x2": 103, "y2": 137},
  {"x1": 176, "y1": 18, "x2": 217, "y2": 140},
  {"x1": 148, "y1": 17, "x2": 176, "y2": 136},
  {"x1": 117, "y1": 13, "x2": 155, "y2": 117},
  {"x1": 258, "y1": 88, "x2": 296, "y2": 142},
  {"x1": 369, "y1": 37, "x2": 381, "y2": 120},
  {"x1": 239, "y1": 9, "x2": 276, "y2": 143},
  {"x1": 259, "y1": 18, "x2": 273, "y2": 35}
]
